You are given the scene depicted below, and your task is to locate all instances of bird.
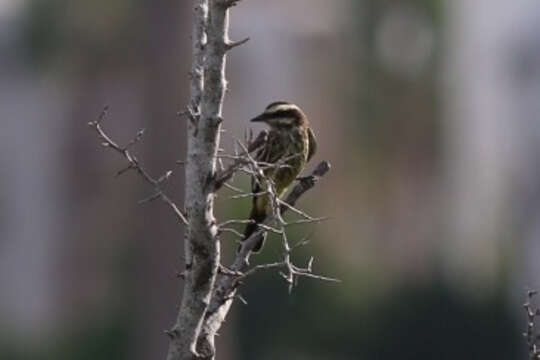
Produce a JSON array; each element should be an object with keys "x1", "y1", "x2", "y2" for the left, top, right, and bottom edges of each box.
[{"x1": 240, "y1": 101, "x2": 317, "y2": 253}]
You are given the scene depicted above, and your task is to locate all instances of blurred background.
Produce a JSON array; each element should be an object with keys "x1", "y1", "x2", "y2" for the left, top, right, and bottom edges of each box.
[{"x1": 2, "y1": 0, "x2": 540, "y2": 358}]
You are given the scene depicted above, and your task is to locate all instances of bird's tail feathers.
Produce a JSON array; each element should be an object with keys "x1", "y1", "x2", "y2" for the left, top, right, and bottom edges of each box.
[{"x1": 238, "y1": 208, "x2": 267, "y2": 253}]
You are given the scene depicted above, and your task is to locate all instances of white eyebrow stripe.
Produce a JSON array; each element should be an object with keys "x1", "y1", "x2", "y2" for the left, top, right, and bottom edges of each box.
[
  {"x1": 265, "y1": 104, "x2": 300, "y2": 114},
  {"x1": 277, "y1": 117, "x2": 295, "y2": 124}
]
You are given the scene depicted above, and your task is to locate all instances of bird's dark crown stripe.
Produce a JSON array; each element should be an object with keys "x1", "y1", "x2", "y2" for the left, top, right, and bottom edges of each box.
[
  {"x1": 266, "y1": 101, "x2": 291, "y2": 110},
  {"x1": 263, "y1": 109, "x2": 301, "y2": 120}
]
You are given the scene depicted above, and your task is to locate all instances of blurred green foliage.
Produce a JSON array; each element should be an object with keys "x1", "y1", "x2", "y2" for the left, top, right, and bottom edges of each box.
[
  {"x1": 0, "y1": 311, "x2": 133, "y2": 360},
  {"x1": 232, "y1": 1, "x2": 523, "y2": 359},
  {"x1": 237, "y1": 278, "x2": 521, "y2": 360}
]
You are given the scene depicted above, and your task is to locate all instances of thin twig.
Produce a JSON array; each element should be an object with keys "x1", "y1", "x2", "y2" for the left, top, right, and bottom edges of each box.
[
  {"x1": 218, "y1": 227, "x2": 244, "y2": 239},
  {"x1": 88, "y1": 107, "x2": 188, "y2": 226},
  {"x1": 284, "y1": 217, "x2": 329, "y2": 226},
  {"x1": 227, "y1": 190, "x2": 269, "y2": 200},
  {"x1": 218, "y1": 219, "x2": 255, "y2": 227}
]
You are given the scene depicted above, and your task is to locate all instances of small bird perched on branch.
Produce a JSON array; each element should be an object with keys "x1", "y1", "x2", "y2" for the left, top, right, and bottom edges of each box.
[{"x1": 241, "y1": 101, "x2": 317, "y2": 253}]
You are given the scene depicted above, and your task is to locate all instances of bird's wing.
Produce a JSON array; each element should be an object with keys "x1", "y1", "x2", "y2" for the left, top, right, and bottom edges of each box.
[
  {"x1": 256, "y1": 131, "x2": 283, "y2": 164},
  {"x1": 250, "y1": 130, "x2": 272, "y2": 194},
  {"x1": 248, "y1": 129, "x2": 268, "y2": 153},
  {"x1": 249, "y1": 131, "x2": 284, "y2": 190},
  {"x1": 307, "y1": 127, "x2": 317, "y2": 163}
]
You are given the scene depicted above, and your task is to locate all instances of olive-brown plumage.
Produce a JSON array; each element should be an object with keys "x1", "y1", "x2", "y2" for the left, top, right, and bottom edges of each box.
[{"x1": 241, "y1": 101, "x2": 317, "y2": 253}]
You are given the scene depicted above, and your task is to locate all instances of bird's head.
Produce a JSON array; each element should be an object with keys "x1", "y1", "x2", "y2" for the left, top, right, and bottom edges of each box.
[{"x1": 250, "y1": 101, "x2": 308, "y2": 130}]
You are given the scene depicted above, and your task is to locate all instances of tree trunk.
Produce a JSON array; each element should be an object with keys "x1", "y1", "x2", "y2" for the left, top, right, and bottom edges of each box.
[{"x1": 166, "y1": 1, "x2": 232, "y2": 359}]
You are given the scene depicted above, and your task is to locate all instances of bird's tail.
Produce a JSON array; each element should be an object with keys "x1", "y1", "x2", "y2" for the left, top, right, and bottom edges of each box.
[{"x1": 238, "y1": 207, "x2": 267, "y2": 253}]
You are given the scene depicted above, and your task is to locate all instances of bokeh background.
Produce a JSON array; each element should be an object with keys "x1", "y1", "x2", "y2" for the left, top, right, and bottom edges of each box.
[{"x1": 2, "y1": 0, "x2": 540, "y2": 359}]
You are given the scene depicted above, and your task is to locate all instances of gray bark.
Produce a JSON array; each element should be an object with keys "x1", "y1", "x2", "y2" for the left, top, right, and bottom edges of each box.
[
  {"x1": 166, "y1": 1, "x2": 229, "y2": 359},
  {"x1": 165, "y1": 2, "x2": 330, "y2": 359}
]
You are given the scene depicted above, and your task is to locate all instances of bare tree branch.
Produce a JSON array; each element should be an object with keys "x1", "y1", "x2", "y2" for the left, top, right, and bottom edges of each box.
[
  {"x1": 213, "y1": 132, "x2": 268, "y2": 191},
  {"x1": 166, "y1": 0, "x2": 211, "y2": 358},
  {"x1": 88, "y1": 108, "x2": 188, "y2": 226},
  {"x1": 198, "y1": 160, "x2": 333, "y2": 354},
  {"x1": 166, "y1": 0, "x2": 250, "y2": 358}
]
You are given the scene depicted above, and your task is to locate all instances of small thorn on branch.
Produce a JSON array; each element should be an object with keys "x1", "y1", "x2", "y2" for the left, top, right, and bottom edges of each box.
[
  {"x1": 225, "y1": 37, "x2": 250, "y2": 51},
  {"x1": 164, "y1": 329, "x2": 178, "y2": 339},
  {"x1": 138, "y1": 192, "x2": 161, "y2": 205},
  {"x1": 125, "y1": 128, "x2": 146, "y2": 149},
  {"x1": 236, "y1": 294, "x2": 248, "y2": 305},
  {"x1": 307, "y1": 257, "x2": 314, "y2": 271},
  {"x1": 96, "y1": 105, "x2": 109, "y2": 124},
  {"x1": 178, "y1": 105, "x2": 200, "y2": 125},
  {"x1": 291, "y1": 233, "x2": 313, "y2": 250},
  {"x1": 158, "y1": 170, "x2": 173, "y2": 183},
  {"x1": 176, "y1": 270, "x2": 186, "y2": 280},
  {"x1": 115, "y1": 164, "x2": 134, "y2": 177},
  {"x1": 220, "y1": 0, "x2": 241, "y2": 8}
]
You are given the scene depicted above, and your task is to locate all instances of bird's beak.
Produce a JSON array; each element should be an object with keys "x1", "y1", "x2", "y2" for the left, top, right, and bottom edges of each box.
[{"x1": 250, "y1": 114, "x2": 265, "y2": 123}]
